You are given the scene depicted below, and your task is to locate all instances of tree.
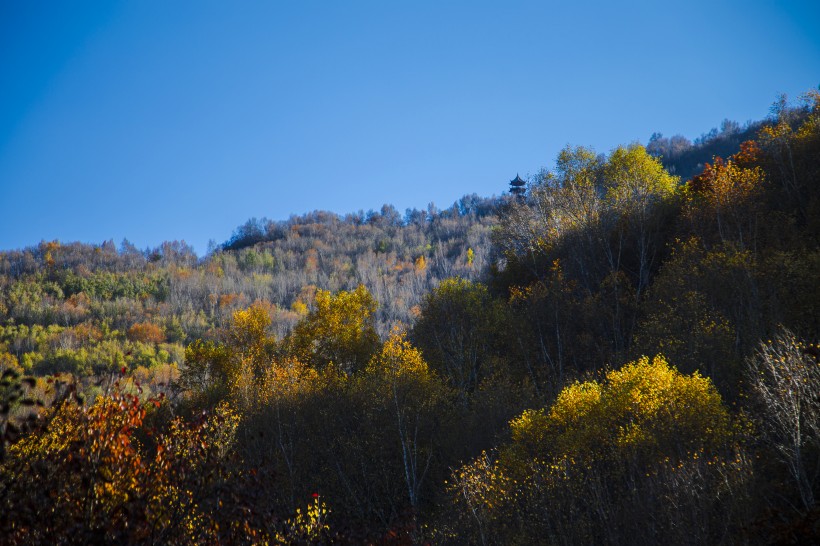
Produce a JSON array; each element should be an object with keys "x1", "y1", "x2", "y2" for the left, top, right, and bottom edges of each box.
[
  {"x1": 758, "y1": 91, "x2": 820, "y2": 224},
  {"x1": 363, "y1": 330, "x2": 449, "y2": 513},
  {"x1": 506, "y1": 260, "x2": 581, "y2": 395},
  {"x1": 603, "y1": 143, "x2": 678, "y2": 297},
  {"x1": 177, "y1": 302, "x2": 276, "y2": 405},
  {"x1": 0, "y1": 384, "x2": 243, "y2": 545},
  {"x1": 127, "y1": 321, "x2": 166, "y2": 344},
  {"x1": 633, "y1": 238, "x2": 742, "y2": 398},
  {"x1": 685, "y1": 142, "x2": 765, "y2": 252},
  {"x1": 506, "y1": 355, "x2": 731, "y2": 463},
  {"x1": 411, "y1": 278, "x2": 505, "y2": 402},
  {"x1": 747, "y1": 329, "x2": 820, "y2": 512},
  {"x1": 448, "y1": 355, "x2": 747, "y2": 545},
  {"x1": 494, "y1": 145, "x2": 605, "y2": 286},
  {"x1": 285, "y1": 285, "x2": 380, "y2": 374}
]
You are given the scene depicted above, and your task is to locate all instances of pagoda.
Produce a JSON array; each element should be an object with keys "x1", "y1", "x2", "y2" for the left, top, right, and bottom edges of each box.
[{"x1": 509, "y1": 174, "x2": 526, "y2": 197}]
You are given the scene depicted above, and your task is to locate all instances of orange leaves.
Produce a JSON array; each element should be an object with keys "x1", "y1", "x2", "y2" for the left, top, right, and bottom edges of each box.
[
  {"x1": 685, "y1": 143, "x2": 766, "y2": 250},
  {"x1": 126, "y1": 321, "x2": 166, "y2": 344},
  {"x1": 689, "y1": 156, "x2": 764, "y2": 206},
  {"x1": 733, "y1": 140, "x2": 762, "y2": 168},
  {"x1": 1, "y1": 381, "x2": 243, "y2": 544},
  {"x1": 218, "y1": 292, "x2": 244, "y2": 309}
]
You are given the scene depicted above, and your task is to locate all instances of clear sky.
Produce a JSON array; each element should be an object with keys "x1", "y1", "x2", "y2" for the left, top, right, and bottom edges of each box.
[{"x1": 1, "y1": 1, "x2": 818, "y2": 255}]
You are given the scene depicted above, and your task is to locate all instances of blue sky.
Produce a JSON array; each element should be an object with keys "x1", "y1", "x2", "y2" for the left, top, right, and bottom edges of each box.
[{"x1": 1, "y1": 1, "x2": 818, "y2": 255}]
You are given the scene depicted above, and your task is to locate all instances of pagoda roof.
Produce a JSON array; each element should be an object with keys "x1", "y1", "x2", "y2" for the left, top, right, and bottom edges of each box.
[{"x1": 509, "y1": 174, "x2": 526, "y2": 186}]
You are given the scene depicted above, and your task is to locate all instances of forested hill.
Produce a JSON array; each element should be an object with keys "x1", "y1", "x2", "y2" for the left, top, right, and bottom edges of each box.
[
  {"x1": 214, "y1": 196, "x2": 499, "y2": 333},
  {"x1": 647, "y1": 119, "x2": 762, "y2": 180},
  {"x1": 0, "y1": 193, "x2": 497, "y2": 369},
  {"x1": 1, "y1": 93, "x2": 819, "y2": 544},
  {"x1": 648, "y1": 99, "x2": 814, "y2": 181}
]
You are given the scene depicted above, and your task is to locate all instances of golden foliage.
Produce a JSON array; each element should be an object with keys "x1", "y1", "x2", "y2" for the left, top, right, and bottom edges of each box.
[
  {"x1": 449, "y1": 356, "x2": 744, "y2": 544},
  {"x1": 274, "y1": 495, "x2": 331, "y2": 543},
  {"x1": 366, "y1": 329, "x2": 429, "y2": 382},
  {"x1": 604, "y1": 144, "x2": 679, "y2": 210},
  {"x1": 286, "y1": 285, "x2": 379, "y2": 374},
  {"x1": 507, "y1": 355, "x2": 731, "y2": 463}
]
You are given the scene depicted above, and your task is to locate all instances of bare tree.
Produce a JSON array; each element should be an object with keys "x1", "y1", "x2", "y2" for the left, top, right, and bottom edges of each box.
[{"x1": 748, "y1": 329, "x2": 820, "y2": 511}]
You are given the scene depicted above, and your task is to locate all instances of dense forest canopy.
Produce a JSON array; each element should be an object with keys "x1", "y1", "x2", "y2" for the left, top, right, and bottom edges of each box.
[{"x1": 1, "y1": 93, "x2": 819, "y2": 544}]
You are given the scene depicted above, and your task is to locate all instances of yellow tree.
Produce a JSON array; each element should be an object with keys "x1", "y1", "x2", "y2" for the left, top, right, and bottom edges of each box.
[
  {"x1": 363, "y1": 330, "x2": 449, "y2": 511},
  {"x1": 227, "y1": 303, "x2": 278, "y2": 409},
  {"x1": 178, "y1": 302, "x2": 276, "y2": 406},
  {"x1": 450, "y1": 355, "x2": 745, "y2": 545},
  {"x1": 502, "y1": 355, "x2": 731, "y2": 468},
  {"x1": 285, "y1": 285, "x2": 380, "y2": 374},
  {"x1": 603, "y1": 144, "x2": 678, "y2": 297}
]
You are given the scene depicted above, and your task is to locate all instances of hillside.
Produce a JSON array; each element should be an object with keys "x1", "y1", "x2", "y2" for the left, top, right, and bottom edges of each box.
[{"x1": 1, "y1": 94, "x2": 819, "y2": 544}]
